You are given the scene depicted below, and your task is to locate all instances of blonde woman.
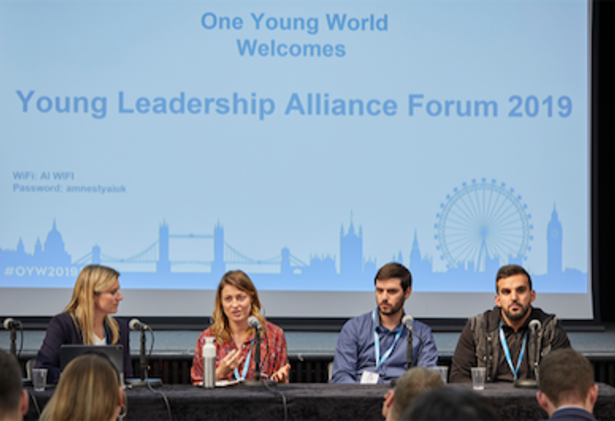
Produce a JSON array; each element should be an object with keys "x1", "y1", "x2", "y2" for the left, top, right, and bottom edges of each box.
[
  {"x1": 191, "y1": 270, "x2": 290, "y2": 384},
  {"x1": 35, "y1": 264, "x2": 133, "y2": 383},
  {"x1": 40, "y1": 353, "x2": 125, "y2": 421}
]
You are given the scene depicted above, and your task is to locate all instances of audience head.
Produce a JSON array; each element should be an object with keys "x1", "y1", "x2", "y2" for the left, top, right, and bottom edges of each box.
[
  {"x1": 39, "y1": 353, "x2": 123, "y2": 421},
  {"x1": 383, "y1": 367, "x2": 445, "y2": 421},
  {"x1": 0, "y1": 349, "x2": 28, "y2": 421},
  {"x1": 537, "y1": 348, "x2": 598, "y2": 416},
  {"x1": 402, "y1": 387, "x2": 500, "y2": 421}
]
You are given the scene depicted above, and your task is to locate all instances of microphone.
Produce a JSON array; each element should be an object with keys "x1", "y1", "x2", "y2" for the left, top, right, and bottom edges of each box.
[
  {"x1": 3, "y1": 318, "x2": 21, "y2": 330},
  {"x1": 248, "y1": 315, "x2": 263, "y2": 330},
  {"x1": 125, "y1": 318, "x2": 161, "y2": 387},
  {"x1": 402, "y1": 315, "x2": 424, "y2": 368},
  {"x1": 529, "y1": 319, "x2": 542, "y2": 382},
  {"x1": 247, "y1": 315, "x2": 263, "y2": 382},
  {"x1": 3, "y1": 318, "x2": 21, "y2": 356},
  {"x1": 129, "y1": 318, "x2": 151, "y2": 331},
  {"x1": 402, "y1": 315, "x2": 414, "y2": 331}
]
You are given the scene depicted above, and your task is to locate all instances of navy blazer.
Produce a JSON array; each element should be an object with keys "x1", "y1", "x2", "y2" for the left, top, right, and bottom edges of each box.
[
  {"x1": 35, "y1": 312, "x2": 133, "y2": 383},
  {"x1": 543, "y1": 407, "x2": 597, "y2": 421}
]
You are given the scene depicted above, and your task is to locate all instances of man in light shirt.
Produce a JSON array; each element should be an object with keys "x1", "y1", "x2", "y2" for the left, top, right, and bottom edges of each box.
[{"x1": 331, "y1": 263, "x2": 437, "y2": 384}]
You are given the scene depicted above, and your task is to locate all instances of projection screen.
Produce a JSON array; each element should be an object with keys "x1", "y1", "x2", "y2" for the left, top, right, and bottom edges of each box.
[{"x1": 0, "y1": 0, "x2": 592, "y2": 319}]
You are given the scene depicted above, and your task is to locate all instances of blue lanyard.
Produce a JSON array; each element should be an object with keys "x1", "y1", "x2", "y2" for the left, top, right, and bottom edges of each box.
[
  {"x1": 233, "y1": 339, "x2": 254, "y2": 381},
  {"x1": 499, "y1": 322, "x2": 527, "y2": 380},
  {"x1": 372, "y1": 309, "x2": 403, "y2": 370}
]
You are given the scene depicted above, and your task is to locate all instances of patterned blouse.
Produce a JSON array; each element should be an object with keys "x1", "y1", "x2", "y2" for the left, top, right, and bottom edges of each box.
[{"x1": 191, "y1": 321, "x2": 288, "y2": 384}]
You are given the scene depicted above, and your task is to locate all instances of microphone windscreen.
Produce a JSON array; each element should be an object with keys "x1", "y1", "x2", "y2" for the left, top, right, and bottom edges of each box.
[
  {"x1": 3, "y1": 318, "x2": 14, "y2": 330},
  {"x1": 247, "y1": 316, "x2": 262, "y2": 329},
  {"x1": 129, "y1": 318, "x2": 141, "y2": 331},
  {"x1": 529, "y1": 319, "x2": 541, "y2": 331},
  {"x1": 402, "y1": 315, "x2": 414, "y2": 330}
]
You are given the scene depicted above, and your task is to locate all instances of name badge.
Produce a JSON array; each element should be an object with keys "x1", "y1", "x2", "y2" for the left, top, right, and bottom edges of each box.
[{"x1": 360, "y1": 370, "x2": 379, "y2": 384}]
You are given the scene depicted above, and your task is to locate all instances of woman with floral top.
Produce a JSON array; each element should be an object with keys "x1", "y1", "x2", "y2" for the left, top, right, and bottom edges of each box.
[{"x1": 191, "y1": 270, "x2": 290, "y2": 384}]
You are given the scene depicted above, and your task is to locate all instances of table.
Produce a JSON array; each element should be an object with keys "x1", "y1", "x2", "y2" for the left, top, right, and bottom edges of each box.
[{"x1": 25, "y1": 382, "x2": 615, "y2": 421}]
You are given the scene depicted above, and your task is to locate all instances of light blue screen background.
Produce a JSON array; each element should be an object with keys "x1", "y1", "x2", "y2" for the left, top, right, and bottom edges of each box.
[{"x1": 0, "y1": 0, "x2": 591, "y2": 318}]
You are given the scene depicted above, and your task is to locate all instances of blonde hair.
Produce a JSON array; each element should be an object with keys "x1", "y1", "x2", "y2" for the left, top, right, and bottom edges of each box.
[
  {"x1": 211, "y1": 270, "x2": 266, "y2": 343},
  {"x1": 64, "y1": 265, "x2": 120, "y2": 345},
  {"x1": 40, "y1": 353, "x2": 123, "y2": 421}
]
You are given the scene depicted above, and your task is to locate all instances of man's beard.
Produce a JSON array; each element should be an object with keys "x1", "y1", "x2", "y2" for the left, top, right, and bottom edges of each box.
[
  {"x1": 379, "y1": 300, "x2": 404, "y2": 316},
  {"x1": 504, "y1": 302, "x2": 530, "y2": 321}
]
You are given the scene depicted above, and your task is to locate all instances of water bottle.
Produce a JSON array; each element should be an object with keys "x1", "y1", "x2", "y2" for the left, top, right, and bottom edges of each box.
[{"x1": 202, "y1": 336, "x2": 216, "y2": 388}]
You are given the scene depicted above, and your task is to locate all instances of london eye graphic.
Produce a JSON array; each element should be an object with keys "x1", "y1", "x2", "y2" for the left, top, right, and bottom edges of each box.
[{"x1": 435, "y1": 179, "x2": 533, "y2": 270}]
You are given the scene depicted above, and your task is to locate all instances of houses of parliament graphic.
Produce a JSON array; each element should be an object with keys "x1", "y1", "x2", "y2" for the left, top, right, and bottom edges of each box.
[{"x1": 0, "y1": 179, "x2": 586, "y2": 293}]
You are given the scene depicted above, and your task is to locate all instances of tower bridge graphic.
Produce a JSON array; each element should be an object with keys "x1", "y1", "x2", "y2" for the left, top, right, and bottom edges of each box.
[
  {"x1": 0, "y1": 179, "x2": 587, "y2": 292},
  {"x1": 72, "y1": 221, "x2": 311, "y2": 277},
  {"x1": 0, "y1": 217, "x2": 371, "y2": 290}
]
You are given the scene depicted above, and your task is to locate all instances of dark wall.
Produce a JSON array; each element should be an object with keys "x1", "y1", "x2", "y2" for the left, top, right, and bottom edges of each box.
[{"x1": 594, "y1": 0, "x2": 615, "y2": 323}]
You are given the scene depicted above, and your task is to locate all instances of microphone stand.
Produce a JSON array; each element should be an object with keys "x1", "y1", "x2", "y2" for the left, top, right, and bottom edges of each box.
[
  {"x1": 402, "y1": 316, "x2": 421, "y2": 369},
  {"x1": 140, "y1": 330, "x2": 147, "y2": 381},
  {"x1": 243, "y1": 327, "x2": 268, "y2": 386},
  {"x1": 514, "y1": 323, "x2": 539, "y2": 389},
  {"x1": 533, "y1": 327, "x2": 543, "y2": 384},
  {"x1": 7, "y1": 320, "x2": 28, "y2": 386},
  {"x1": 406, "y1": 333, "x2": 413, "y2": 368},
  {"x1": 126, "y1": 329, "x2": 162, "y2": 387},
  {"x1": 9, "y1": 325, "x2": 17, "y2": 356},
  {"x1": 255, "y1": 328, "x2": 261, "y2": 381}
]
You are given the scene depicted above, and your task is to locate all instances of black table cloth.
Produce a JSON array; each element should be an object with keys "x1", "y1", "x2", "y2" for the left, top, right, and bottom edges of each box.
[{"x1": 26, "y1": 382, "x2": 615, "y2": 421}]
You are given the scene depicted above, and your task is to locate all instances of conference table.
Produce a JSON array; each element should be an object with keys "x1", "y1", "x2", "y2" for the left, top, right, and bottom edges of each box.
[{"x1": 26, "y1": 382, "x2": 615, "y2": 421}]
